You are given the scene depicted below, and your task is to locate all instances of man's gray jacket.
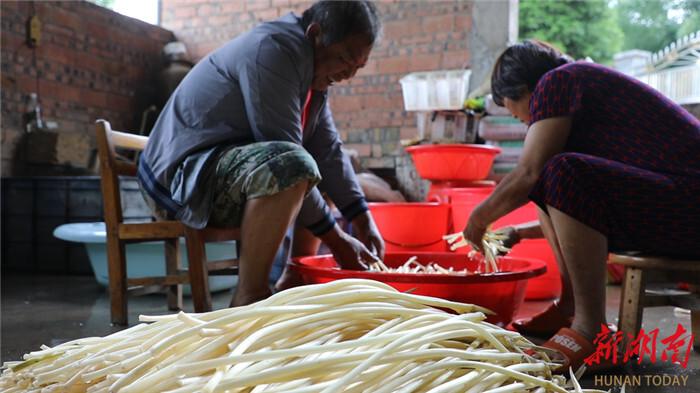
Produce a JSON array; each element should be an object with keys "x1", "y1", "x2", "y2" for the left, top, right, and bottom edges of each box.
[{"x1": 138, "y1": 13, "x2": 367, "y2": 234}]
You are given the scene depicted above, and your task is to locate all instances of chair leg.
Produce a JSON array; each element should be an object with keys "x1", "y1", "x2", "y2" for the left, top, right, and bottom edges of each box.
[
  {"x1": 618, "y1": 266, "x2": 646, "y2": 347},
  {"x1": 165, "y1": 238, "x2": 183, "y2": 311},
  {"x1": 185, "y1": 227, "x2": 212, "y2": 312},
  {"x1": 692, "y1": 310, "x2": 700, "y2": 352},
  {"x1": 106, "y1": 237, "x2": 128, "y2": 325}
]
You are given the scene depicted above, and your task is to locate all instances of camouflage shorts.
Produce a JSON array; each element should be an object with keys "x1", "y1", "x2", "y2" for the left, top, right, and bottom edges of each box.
[{"x1": 208, "y1": 141, "x2": 321, "y2": 227}]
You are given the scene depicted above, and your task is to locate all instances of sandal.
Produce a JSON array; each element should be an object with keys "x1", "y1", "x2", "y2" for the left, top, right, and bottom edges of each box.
[
  {"x1": 512, "y1": 302, "x2": 574, "y2": 337},
  {"x1": 543, "y1": 327, "x2": 621, "y2": 375}
]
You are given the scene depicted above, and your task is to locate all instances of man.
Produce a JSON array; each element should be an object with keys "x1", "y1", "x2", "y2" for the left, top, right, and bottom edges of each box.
[{"x1": 138, "y1": 1, "x2": 385, "y2": 306}]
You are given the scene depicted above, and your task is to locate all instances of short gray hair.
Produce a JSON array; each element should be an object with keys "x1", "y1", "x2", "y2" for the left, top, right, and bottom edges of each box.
[{"x1": 301, "y1": 1, "x2": 382, "y2": 46}]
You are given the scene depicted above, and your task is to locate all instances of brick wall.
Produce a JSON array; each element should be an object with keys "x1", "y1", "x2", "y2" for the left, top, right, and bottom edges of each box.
[
  {"x1": 161, "y1": 0, "x2": 474, "y2": 171},
  {"x1": 1, "y1": 1, "x2": 174, "y2": 176}
]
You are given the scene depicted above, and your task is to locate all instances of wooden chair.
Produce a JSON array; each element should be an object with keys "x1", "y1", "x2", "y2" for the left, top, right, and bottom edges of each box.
[
  {"x1": 95, "y1": 119, "x2": 240, "y2": 325},
  {"x1": 610, "y1": 253, "x2": 700, "y2": 351}
]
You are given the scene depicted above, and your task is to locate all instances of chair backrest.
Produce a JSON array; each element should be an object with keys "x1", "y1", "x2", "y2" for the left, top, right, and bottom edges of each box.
[{"x1": 95, "y1": 119, "x2": 149, "y2": 229}]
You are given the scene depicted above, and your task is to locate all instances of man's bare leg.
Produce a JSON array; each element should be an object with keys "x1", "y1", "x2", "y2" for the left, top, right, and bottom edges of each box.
[{"x1": 232, "y1": 181, "x2": 308, "y2": 306}]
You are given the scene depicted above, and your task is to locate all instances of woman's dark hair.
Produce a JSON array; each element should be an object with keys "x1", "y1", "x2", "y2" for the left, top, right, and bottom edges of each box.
[
  {"x1": 301, "y1": 1, "x2": 382, "y2": 47},
  {"x1": 491, "y1": 40, "x2": 573, "y2": 106}
]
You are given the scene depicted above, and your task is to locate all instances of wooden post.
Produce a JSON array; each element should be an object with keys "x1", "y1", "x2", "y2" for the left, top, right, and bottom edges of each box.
[
  {"x1": 618, "y1": 267, "x2": 646, "y2": 349},
  {"x1": 165, "y1": 238, "x2": 183, "y2": 311},
  {"x1": 185, "y1": 226, "x2": 212, "y2": 312}
]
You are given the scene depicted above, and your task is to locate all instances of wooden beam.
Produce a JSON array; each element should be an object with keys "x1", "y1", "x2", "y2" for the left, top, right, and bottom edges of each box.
[
  {"x1": 110, "y1": 130, "x2": 148, "y2": 150},
  {"x1": 127, "y1": 274, "x2": 189, "y2": 287},
  {"x1": 610, "y1": 254, "x2": 700, "y2": 271},
  {"x1": 119, "y1": 222, "x2": 184, "y2": 240},
  {"x1": 207, "y1": 259, "x2": 239, "y2": 272}
]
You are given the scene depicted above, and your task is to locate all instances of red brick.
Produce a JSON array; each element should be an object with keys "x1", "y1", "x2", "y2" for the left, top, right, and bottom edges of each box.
[
  {"x1": 175, "y1": 6, "x2": 196, "y2": 18},
  {"x1": 38, "y1": 44, "x2": 72, "y2": 65},
  {"x1": 42, "y1": 80, "x2": 81, "y2": 103},
  {"x1": 85, "y1": 20, "x2": 110, "y2": 42},
  {"x1": 442, "y1": 51, "x2": 469, "y2": 69},
  {"x1": 356, "y1": 59, "x2": 377, "y2": 75},
  {"x1": 409, "y1": 54, "x2": 441, "y2": 72},
  {"x1": 330, "y1": 95, "x2": 363, "y2": 112},
  {"x1": 423, "y1": 15, "x2": 453, "y2": 34},
  {"x1": 105, "y1": 93, "x2": 133, "y2": 113},
  {"x1": 455, "y1": 14, "x2": 471, "y2": 31},
  {"x1": 376, "y1": 57, "x2": 409, "y2": 75},
  {"x1": 364, "y1": 94, "x2": 398, "y2": 110},
  {"x1": 221, "y1": 2, "x2": 246, "y2": 13},
  {"x1": 344, "y1": 143, "x2": 371, "y2": 157},
  {"x1": 246, "y1": 0, "x2": 272, "y2": 11},
  {"x1": 208, "y1": 14, "x2": 235, "y2": 27},
  {"x1": 81, "y1": 89, "x2": 108, "y2": 108},
  {"x1": 197, "y1": 4, "x2": 218, "y2": 16},
  {"x1": 48, "y1": 7, "x2": 83, "y2": 31},
  {"x1": 399, "y1": 34, "x2": 433, "y2": 46},
  {"x1": 254, "y1": 8, "x2": 280, "y2": 22}
]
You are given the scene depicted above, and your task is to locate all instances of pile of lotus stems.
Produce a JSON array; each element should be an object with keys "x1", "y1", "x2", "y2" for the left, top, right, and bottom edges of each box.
[
  {"x1": 1, "y1": 279, "x2": 603, "y2": 393},
  {"x1": 444, "y1": 229, "x2": 512, "y2": 274},
  {"x1": 368, "y1": 256, "x2": 468, "y2": 275}
]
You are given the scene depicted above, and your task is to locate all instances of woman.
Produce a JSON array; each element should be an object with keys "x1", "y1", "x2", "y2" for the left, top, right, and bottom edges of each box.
[{"x1": 464, "y1": 40, "x2": 700, "y2": 372}]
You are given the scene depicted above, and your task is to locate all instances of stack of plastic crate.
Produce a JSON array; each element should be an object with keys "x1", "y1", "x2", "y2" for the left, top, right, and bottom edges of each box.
[{"x1": 479, "y1": 95, "x2": 528, "y2": 180}]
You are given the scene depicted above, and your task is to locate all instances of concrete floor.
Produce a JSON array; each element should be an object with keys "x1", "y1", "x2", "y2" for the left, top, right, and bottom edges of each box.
[{"x1": 1, "y1": 274, "x2": 698, "y2": 392}]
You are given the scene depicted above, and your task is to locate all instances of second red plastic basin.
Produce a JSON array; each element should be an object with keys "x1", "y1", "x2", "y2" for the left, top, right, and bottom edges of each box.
[{"x1": 406, "y1": 144, "x2": 501, "y2": 182}]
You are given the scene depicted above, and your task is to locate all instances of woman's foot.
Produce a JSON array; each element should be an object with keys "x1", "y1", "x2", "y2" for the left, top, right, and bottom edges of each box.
[
  {"x1": 542, "y1": 327, "x2": 620, "y2": 375},
  {"x1": 512, "y1": 301, "x2": 574, "y2": 337}
]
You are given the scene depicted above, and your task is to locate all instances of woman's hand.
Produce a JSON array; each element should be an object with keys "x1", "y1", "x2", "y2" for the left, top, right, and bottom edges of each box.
[{"x1": 463, "y1": 206, "x2": 489, "y2": 252}]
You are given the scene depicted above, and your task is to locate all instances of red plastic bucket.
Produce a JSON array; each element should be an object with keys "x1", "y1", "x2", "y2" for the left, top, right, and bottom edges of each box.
[
  {"x1": 427, "y1": 182, "x2": 496, "y2": 204},
  {"x1": 369, "y1": 203, "x2": 450, "y2": 252},
  {"x1": 508, "y1": 239, "x2": 561, "y2": 300},
  {"x1": 428, "y1": 183, "x2": 496, "y2": 203},
  {"x1": 406, "y1": 144, "x2": 501, "y2": 182},
  {"x1": 291, "y1": 252, "x2": 547, "y2": 326}
]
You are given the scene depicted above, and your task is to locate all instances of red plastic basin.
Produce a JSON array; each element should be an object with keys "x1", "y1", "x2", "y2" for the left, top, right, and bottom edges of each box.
[
  {"x1": 406, "y1": 144, "x2": 501, "y2": 182},
  {"x1": 369, "y1": 203, "x2": 450, "y2": 252},
  {"x1": 290, "y1": 252, "x2": 546, "y2": 326},
  {"x1": 427, "y1": 182, "x2": 496, "y2": 204}
]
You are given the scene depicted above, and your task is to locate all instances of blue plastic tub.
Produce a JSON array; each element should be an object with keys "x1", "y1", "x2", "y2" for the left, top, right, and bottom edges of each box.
[{"x1": 53, "y1": 222, "x2": 237, "y2": 294}]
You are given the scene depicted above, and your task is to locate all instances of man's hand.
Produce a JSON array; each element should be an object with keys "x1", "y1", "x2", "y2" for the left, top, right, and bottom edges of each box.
[
  {"x1": 319, "y1": 224, "x2": 380, "y2": 270},
  {"x1": 351, "y1": 211, "x2": 385, "y2": 261}
]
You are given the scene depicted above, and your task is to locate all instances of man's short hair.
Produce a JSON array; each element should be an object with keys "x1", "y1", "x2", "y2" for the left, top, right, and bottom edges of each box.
[{"x1": 301, "y1": 1, "x2": 382, "y2": 46}]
